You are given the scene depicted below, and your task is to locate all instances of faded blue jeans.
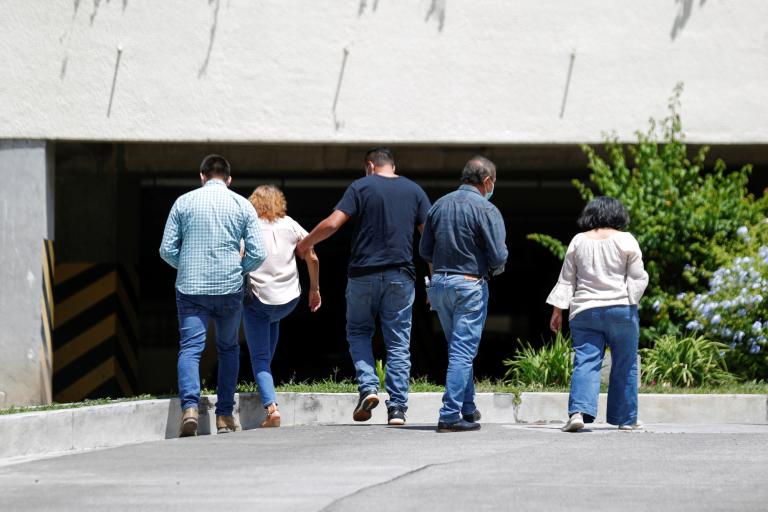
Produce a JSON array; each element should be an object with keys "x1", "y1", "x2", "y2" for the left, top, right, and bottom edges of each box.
[
  {"x1": 346, "y1": 268, "x2": 415, "y2": 410},
  {"x1": 242, "y1": 295, "x2": 300, "y2": 408},
  {"x1": 568, "y1": 305, "x2": 640, "y2": 426},
  {"x1": 176, "y1": 289, "x2": 243, "y2": 416},
  {"x1": 427, "y1": 274, "x2": 489, "y2": 423}
]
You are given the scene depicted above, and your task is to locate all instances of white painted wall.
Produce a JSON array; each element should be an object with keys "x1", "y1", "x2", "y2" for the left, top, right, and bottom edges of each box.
[{"x1": 1, "y1": 0, "x2": 767, "y2": 144}]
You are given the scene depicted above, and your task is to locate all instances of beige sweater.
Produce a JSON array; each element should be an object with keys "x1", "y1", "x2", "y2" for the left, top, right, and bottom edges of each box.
[{"x1": 546, "y1": 231, "x2": 649, "y2": 320}]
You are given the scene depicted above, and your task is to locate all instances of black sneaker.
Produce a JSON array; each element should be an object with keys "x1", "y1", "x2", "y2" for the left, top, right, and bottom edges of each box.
[
  {"x1": 462, "y1": 409, "x2": 481, "y2": 423},
  {"x1": 387, "y1": 406, "x2": 406, "y2": 426},
  {"x1": 437, "y1": 418, "x2": 482, "y2": 433},
  {"x1": 352, "y1": 390, "x2": 379, "y2": 422}
]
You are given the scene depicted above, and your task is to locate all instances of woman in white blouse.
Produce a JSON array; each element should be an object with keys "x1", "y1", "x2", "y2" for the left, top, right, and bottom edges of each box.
[
  {"x1": 547, "y1": 196, "x2": 648, "y2": 432},
  {"x1": 244, "y1": 185, "x2": 321, "y2": 427}
]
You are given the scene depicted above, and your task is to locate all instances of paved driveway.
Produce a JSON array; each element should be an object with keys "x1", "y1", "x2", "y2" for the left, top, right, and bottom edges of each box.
[{"x1": 2, "y1": 423, "x2": 767, "y2": 511}]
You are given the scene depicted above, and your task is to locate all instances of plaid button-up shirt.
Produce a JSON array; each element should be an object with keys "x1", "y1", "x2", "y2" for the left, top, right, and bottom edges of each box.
[{"x1": 159, "y1": 179, "x2": 266, "y2": 295}]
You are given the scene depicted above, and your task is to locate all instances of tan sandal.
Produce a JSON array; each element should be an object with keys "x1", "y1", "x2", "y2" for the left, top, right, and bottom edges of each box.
[
  {"x1": 216, "y1": 415, "x2": 242, "y2": 434},
  {"x1": 261, "y1": 403, "x2": 281, "y2": 428}
]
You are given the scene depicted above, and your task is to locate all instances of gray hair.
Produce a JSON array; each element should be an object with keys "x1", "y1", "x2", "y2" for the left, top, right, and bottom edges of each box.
[{"x1": 461, "y1": 156, "x2": 496, "y2": 185}]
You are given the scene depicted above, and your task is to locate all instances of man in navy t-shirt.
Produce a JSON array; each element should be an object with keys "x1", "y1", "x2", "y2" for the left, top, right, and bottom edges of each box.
[{"x1": 297, "y1": 147, "x2": 431, "y2": 425}]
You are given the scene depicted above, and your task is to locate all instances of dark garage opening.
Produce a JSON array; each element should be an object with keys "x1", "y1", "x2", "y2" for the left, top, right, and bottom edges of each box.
[{"x1": 53, "y1": 142, "x2": 768, "y2": 399}]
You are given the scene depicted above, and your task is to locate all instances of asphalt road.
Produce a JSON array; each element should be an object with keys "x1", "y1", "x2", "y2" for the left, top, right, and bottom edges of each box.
[{"x1": 2, "y1": 422, "x2": 767, "y2": 511}]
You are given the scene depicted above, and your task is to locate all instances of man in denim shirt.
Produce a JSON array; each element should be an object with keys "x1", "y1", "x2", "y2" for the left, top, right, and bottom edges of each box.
[
  {"x1": 420, "y1": 156, "x2": 508, "y2": 432},
  {"x1": 160, "y1": 154, "x2": 266, "y2": 437}
]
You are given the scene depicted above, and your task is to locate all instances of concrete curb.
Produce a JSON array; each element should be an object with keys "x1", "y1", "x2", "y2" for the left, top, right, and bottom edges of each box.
[{"x1": 1, "y1": 392, "x2": 766, "y2": 462}]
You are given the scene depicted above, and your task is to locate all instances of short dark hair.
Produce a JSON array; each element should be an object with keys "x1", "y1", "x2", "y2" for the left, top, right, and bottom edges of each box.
[
  {"x1": 577, "y1": 196, "x2": 630, "y2": 231},
  {"x1": 461, "y1": 156, "x2": 496, "y2": 184},
  {"x1": 200, "y1": 154, "x2": 231, "y2": 179},
  {"x1": 364, "y1": 147, "x2": 395, "y2": 167}
]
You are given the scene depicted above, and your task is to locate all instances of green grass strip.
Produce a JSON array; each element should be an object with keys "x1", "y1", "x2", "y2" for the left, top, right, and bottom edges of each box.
[{"x1": 2, "y1": 380, "x2": 766, "y2": 416}]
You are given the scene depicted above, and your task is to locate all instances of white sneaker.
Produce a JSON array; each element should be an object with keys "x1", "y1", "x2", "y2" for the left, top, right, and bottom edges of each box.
[
  {"x1": 618, "y1": 422, "x2": 644, "y2": 431},
  {"x1": 562, "y1": 413, "x2": 585, "y2": 433}
]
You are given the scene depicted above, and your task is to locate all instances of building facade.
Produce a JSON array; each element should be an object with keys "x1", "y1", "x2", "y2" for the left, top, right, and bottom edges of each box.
[{"x1": 2, "y1": 0, "x2": 767, "y2": 406}]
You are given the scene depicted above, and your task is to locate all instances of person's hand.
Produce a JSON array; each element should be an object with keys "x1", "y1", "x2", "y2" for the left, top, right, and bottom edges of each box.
[
  {"x1": 549, "y1": 307, "x2": 563, "y2": 333},
  {"x1": 309, "y1": 289, "x2": 322, "y2": 313}
]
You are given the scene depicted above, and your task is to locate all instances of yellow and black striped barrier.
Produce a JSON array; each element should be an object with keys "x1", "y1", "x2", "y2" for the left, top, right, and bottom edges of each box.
[
  {"x1": 39, "y1": 239, "x2": 55, "y2": 405},
  {"x1": 52, "y1": 263, "x2": 139, "y2": 403}
]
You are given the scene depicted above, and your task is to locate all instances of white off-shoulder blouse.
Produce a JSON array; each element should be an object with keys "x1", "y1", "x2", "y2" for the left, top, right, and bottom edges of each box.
[{"x1": 546, "y1": 231, "x2": 649, "y2": 320}]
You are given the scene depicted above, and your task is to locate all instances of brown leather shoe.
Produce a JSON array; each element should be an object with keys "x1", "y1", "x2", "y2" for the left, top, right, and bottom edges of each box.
[
  {"x1": 261, "y1": 403, "x2": 281, "y2": 428},
  {"x1": 216, "y1": 415, "x2": 242, "y2": 434},
  {"x1": 179, "y1": 407, "x2": 199, "y2": 438}
]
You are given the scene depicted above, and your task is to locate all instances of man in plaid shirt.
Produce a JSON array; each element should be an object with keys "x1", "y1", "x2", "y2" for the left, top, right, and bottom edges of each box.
[{"x1": 160, "y1": 154, "x2": 266, "y2": 437}]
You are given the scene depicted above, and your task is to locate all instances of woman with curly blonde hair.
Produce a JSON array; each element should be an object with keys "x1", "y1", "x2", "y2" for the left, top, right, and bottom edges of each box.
[{"x1": 244, "y1": 184, "x2": 321, "y2": 427}]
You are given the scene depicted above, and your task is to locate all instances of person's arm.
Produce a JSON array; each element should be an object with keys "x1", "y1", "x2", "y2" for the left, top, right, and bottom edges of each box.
[
  {"x1": 418, "y1": 218, "x2": 435, "y2": 267},
  {"x1": 416, "y1": 223, "x2": 434, "y2": 276},
  {"x1": 296, "y1": 210, "x2": 350, "y2": 257},
  {"x1": 415, "y1": 189, "x2": 433, "y2": 275},
  {"x1": 159, "y1": 202, "x2": 182, "y2": 269},
  {"x1": 546, "y1": 237, "x2": 579, "y2": 331},
  {"x1": 625, "y1": 236, "x2": 649, "y2": 304},
  {"x1": 303, "y1": 248, "x2": 322, "y2": 312},
  {"x1": 481, "y1": 207, "x2": 509, "y2": 275},
  {"x1": 241, "y1": 207, "x2": 267, "y2": 274}
]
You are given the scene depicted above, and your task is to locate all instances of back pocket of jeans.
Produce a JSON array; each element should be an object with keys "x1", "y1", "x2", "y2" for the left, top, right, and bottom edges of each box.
[
  {"x1": 176, "y1": 295, "x2": 204, "y2": 315},
  {"x1": 458, "y1": 285, "x2": 484, "y2": 313},
  {"x1": 346, "y1": 279, "x2": 373, "y2": 304},
  {"x1": 387, "y1": 280, "x2": 414, "y2": 310}
]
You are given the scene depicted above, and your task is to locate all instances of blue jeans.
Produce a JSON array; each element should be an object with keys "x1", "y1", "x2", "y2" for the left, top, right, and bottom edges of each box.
[
  {"x1": 426, "y1": 274, "x2": 489, "y2": 423},
  {"x1": 568, "y1": 305, "x2": 640, "y2": 426},
  {"x1": 242, "y1": 295, "x2": 299, "y2": 408},
  {"x1": 346, "y1": 268, "x2": 415, "y2": 410},
  {"x1": 176, "y1": 289, "x2": 243, "y2": 416}
]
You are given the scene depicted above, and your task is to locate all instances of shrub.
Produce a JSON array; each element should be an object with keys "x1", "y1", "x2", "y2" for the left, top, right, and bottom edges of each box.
[
  {"x1": 503, "y1": 331, "x2": 573, "y2": 387},
  {"x1": 529, "y1": 83, "x2": 768, "y2": 349},
  {"x1": 640, "y1": 334, "x2": 736, "y2": 387}
]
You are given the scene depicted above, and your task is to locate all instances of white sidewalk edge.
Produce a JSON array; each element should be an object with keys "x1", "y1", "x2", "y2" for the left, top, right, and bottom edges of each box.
[{"x1": 1, "y1": 392, "x2": 765, "y2": 462}]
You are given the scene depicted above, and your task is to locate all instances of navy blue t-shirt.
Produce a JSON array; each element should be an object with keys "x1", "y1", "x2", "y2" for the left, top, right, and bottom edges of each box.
[{"x1": 334, "y1": 174, "x2": 431, "y2": 278}]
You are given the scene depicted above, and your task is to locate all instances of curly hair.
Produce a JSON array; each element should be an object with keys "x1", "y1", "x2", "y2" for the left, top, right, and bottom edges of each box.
[{"x1": 248, "y1": 185, "x2": 287, "y2": 222}]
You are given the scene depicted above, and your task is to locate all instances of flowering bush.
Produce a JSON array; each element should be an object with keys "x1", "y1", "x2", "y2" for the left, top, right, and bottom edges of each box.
[{"x1": 679, "y1": 223, "x2": 768, "y2": 378}]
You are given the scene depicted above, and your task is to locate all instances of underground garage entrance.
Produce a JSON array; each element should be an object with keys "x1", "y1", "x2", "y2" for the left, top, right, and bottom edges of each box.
[{"x1": 51, "y1": 141, "x2": 597, "y2": 400}]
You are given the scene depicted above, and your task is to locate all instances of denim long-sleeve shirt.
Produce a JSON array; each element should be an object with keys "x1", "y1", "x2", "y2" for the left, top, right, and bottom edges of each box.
[
  {"x1": 159, "y1": 179, "x2": 266, "y2": 295},
  {"x1": 419, "y1": 184, "x2": 508, "y2": 278}
]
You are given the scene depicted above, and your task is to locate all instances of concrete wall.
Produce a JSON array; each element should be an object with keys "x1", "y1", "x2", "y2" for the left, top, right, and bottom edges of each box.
[
  {"x1": 1, "y1": 1, "x2": 767, "y2": 144},
  {"x1": 0, "y1": 140, "x2": 54, "y2": 406}
]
